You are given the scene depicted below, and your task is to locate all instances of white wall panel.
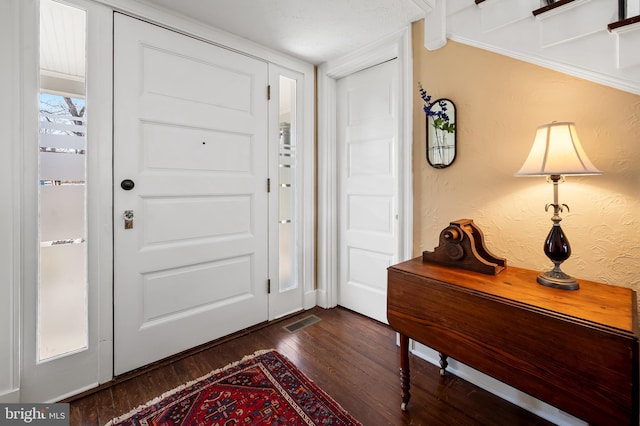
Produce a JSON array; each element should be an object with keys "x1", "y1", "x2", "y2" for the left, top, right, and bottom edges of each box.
[{"x1": 0, "y1": 0, "x2": 20, "y2": 402}]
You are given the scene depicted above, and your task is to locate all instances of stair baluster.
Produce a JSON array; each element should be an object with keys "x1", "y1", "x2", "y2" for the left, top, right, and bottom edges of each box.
[{"x1": 619, "y1": 0, "x2": 626, "y2": 20}]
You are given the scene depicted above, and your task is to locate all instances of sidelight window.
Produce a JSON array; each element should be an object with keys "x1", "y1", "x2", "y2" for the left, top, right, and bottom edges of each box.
[
  {"x1": 37, "y1": 0, "x2": 88, "y2": 361},
  {"x1": 278, "y1": 76, "x2": 298, "y2": 292}
]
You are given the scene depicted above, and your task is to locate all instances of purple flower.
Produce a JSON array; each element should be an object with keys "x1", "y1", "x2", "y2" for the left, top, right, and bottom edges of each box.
[{"x1": 418, "y1": 84, "x2": 455, "y2": 134}]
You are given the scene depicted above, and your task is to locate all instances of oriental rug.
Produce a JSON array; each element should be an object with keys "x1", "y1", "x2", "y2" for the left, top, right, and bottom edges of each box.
[{"x1": 106, "y1": 349, "x2": 361, "y2": 426}]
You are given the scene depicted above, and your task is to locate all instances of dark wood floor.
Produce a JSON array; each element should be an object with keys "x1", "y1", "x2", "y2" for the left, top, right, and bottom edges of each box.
[{"x1": 69, "y1": 307, "x2": 554, "y2": 425}]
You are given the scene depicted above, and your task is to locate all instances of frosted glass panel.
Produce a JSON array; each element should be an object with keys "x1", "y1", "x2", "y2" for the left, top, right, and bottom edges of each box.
[
  {"x1": 39, "y1": 151, "x2": 86, "y2": 181},
  {"x1": 38, "y1": 93, "x2": 88, "y2": 361},
  {"x1": 38, "y1": 1, "x2": 88, "y2": 361},
  {"x1": 39, "y1": 244, "x2": 88, "y2": 359},
  {"x1": 279, "y1": 77, "x2": 298, "y2": 292},
  {"x1": 40, "y1": 185, "x2": 85, "y2": 242}
]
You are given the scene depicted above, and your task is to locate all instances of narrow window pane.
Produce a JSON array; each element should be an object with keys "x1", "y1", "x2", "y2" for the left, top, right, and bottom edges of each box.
[
  {"x1": 38, "y1": 0, "x2": 88, "y2": 361},
  {"x1": 279, "y1": 77, "x2": 297, "y2": 292}
]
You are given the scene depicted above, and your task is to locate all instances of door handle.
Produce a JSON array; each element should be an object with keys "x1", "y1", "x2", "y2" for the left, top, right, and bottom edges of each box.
[{"x1": 120, "y1": 179, "x2": 135, "y2": 190}]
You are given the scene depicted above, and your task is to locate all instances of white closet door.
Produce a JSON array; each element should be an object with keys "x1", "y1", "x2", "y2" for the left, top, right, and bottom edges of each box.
[{"x1": 337, "y1": 59, "x2": 399, "y2": 323}]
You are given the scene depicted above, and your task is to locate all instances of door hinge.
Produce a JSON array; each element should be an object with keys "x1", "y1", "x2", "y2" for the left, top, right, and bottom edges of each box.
[
  {"x1": 267, "y1": 85, "x2": 271, "y2": 100},
  {"x1": 267, "y1": 178, "x2": 271, "y2": 192},
  {"x1": 267, "y1": 279, "x2": 271, "y2": 294}
]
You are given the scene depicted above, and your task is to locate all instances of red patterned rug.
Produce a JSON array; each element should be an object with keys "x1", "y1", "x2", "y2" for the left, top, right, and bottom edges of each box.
[{"x1": 106, "y1": 350, "x2": 361, "y2": 425}]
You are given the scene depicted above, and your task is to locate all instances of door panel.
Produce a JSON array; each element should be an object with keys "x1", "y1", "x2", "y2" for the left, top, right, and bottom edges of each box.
[
  {"x1": 142, "y1": 123, "x2": 252, "y2": 172},
  {"x1": 113, "y1": 14, "x2": 268, "y2": 375},
  {"x1": 337, "y1": 60, "x2": 399, "y2": 323}
]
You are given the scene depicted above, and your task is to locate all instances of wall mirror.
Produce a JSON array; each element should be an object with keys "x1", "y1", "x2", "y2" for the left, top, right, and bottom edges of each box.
[{"x1": 426, "y1": 98, "x2": 456, "y2": 168}]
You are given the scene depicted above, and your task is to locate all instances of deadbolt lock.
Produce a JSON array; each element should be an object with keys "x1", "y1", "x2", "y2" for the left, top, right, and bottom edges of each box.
[{"x1": 123, "y1": 210, "x2": 134, "y2": 229}]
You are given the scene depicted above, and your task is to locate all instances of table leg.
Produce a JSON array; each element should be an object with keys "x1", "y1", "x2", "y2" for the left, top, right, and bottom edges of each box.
[
  {"x1": 439, "y1": 352, "x2": 448, "y2": 376},
  {"x1": 399, "y1": 333, "x2": 411, "y2": 411}
]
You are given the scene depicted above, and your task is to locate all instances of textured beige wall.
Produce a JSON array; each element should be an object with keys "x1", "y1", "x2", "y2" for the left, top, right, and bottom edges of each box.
[{"x1": 412, "y1": 21, "x2": 640, "y2": 293}]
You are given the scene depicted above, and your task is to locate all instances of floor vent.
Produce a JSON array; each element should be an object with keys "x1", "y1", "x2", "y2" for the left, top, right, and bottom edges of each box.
[{"x1": 283, "y1": 315, "x2": 321, "y2": 333}]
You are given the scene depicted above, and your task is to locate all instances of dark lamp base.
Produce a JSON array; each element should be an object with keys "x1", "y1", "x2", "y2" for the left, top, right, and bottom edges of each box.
[{"x1": 537, "y1": 269, "x2": 579, "y2": 290}]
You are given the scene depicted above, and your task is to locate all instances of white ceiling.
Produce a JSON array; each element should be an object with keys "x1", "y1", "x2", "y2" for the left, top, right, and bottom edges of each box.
[{"x1": 141, "y1": 0, "x2": 425, "y2": 64}]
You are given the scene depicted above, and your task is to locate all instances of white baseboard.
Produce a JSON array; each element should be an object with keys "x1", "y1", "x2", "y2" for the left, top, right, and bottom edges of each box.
[
  {"x1": 0, "y1": 389, "x2": 20, "y2": 404},
  {"x1": 303, "y1": 289, "x2": 317, "y2": 310}
]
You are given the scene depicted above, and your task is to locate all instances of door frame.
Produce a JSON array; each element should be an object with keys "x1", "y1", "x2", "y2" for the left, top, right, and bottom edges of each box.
[
  {"x1": 317, "y1": 27, "x2": 413, "y2": 309},
  {"x1": 19, "y1": 0, "x2": 114, "y2": 402},
  {"x1": 13, "y1": 0, "x2": 315, "y2": 403},
  {"x1": 268, "y1": 64, "x2": 312, "y2": 320}
]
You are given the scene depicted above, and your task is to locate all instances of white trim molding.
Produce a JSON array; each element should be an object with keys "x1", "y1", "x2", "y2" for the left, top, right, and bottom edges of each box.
[
  {"x1": 317, "y1": 27, "x2": 414, "y2": 309},
  {"x1": 477, "y1": 0, "x2": 540, "y2": 33},
  {"x1": 0, "y1": 0, "x2": 22, "y2": 403},
  {"x1": 611, "y1": 20, "x2": 640, "y2": 69},
  {"x1": 535, "y1": 0, "x2": 612, "y2": 48},
  {"x1": 424, "y1": 0, "x2": 447, "y2": 50},
  {"x1": 411, "y1": 0, "x2": 435, "y2": 14}
]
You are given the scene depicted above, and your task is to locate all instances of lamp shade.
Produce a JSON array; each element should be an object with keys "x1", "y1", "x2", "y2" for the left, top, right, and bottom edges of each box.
[{"x1": 516, "y1": 122, "x2": 602, "y2": 176}]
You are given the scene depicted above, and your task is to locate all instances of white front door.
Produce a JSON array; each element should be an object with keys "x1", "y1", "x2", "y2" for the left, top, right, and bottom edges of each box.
[
  {"x1": 113, "y1": 14, "x2": 269, "y2": 375},
  {"x1": 336, "y1": 59, "x2": 399, "y2": 323}
]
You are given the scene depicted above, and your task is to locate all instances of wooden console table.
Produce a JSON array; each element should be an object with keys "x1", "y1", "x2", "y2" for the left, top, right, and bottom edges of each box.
[{"x1": 387, "y1": 257, "x2": 639, "y2": 425}]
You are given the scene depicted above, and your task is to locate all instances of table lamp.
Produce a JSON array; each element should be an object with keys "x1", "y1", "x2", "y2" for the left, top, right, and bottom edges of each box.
[{"x1": 516, "y1": 121, "x2": 601, "y2": 290}]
